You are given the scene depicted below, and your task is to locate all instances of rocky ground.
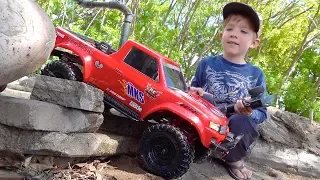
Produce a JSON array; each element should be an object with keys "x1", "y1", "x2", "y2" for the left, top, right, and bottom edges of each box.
[
  {"x1": 0, "y1": 76, "x2": 319, "y2": 180},
  {"x1": 0, "y1": 153, "x2": 317, "y2": 180}
]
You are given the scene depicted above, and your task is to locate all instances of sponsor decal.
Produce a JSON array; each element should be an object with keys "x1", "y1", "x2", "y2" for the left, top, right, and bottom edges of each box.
[
  {"x1": 119, "y1": 80, "x2": 145, "y2": 104},
  {"x1": 56, "y1": 31, "x2": 65, "y2": 38},
  {"x1": 145, "y1": 84, "x2": 162, "y2": 99},
  {"x1": 95, "y1": 60, "x2": 103, "y2": 69},
  {"x1": 67, "y1": 36, "x2": 95, "y2": 54},
  {"x1": 129, "y1": 100, "x2": 142, "y2": 112},
  {"x1": 106, "y1": 88, "x2": 126, "y2": 101}
]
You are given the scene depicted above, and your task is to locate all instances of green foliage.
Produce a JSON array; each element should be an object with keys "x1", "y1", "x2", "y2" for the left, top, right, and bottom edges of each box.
[{"x1": 35, "y1": 0, "x2": 320, "y2": 121}]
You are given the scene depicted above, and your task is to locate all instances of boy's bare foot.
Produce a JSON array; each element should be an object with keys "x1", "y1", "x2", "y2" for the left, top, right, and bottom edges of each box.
[{"x1": 226, "y1": 160, "x2": 252, "y2": 180}]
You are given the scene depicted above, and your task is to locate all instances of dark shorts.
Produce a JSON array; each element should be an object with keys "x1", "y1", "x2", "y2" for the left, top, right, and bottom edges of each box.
[{"x1": 223, "y1": 114, "x2": 259, "y2": 162}]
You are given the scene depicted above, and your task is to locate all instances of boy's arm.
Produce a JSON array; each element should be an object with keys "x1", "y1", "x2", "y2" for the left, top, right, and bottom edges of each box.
[{"x1": 250, "y1": 72, "x2": 268, "y2": 124}]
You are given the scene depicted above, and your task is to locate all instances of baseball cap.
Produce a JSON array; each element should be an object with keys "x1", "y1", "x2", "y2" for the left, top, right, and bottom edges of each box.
[{"x1": 223, "y1": 2, "x2": 262, "y2": 36}]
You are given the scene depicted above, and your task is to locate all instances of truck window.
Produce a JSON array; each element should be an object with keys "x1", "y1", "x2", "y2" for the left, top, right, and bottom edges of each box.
[{"x1": 124, "y1": 47, "x2": 159, "y2": 81}]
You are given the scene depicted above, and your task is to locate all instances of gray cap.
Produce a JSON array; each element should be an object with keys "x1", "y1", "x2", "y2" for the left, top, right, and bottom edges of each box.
[{"x1": 223, "y1": 2, "x2": 262, "y2": 35}]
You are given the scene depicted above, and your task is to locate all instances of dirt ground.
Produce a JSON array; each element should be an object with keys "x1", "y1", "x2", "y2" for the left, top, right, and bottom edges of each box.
[
  {"x1": 1, "y1": 154, "x2": 318, "y2": 180},
  {"x1": 100, "y1": 155, "x2": 318, "y2": 180}
]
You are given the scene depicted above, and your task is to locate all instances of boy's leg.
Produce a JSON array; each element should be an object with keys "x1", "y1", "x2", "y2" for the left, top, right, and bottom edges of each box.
[{"x1": 223, "y1": 114, "x2": 259, "y2": 179}]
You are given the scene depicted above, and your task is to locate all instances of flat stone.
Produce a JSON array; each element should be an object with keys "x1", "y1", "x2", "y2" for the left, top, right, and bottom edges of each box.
[
  {"x1": 6, "y1": 83, "x2": 33, "y2": 93},
  {"x1": 0, "y1": 169, "x2": 24, "y2": 179},
  {"x1": 0, "y1": 0, "x2": 55, "y2": 86},
  {"x1": 0, "y1": 88, "x2": 31, "y2": 99},
  {"x1": 0, "y1": 124, "x2": 138, "y2": 157},
  {"x1": 0, "y1": 95, "x2": 103, "y2": 133},
  {"x1": 30, "y1": 75, "x2": 104, "y2": 113}
]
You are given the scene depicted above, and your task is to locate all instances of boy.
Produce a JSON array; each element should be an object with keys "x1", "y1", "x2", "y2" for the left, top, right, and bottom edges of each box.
[{"x1": 190, "y1": 2, "x2": 267, "y2": 180}]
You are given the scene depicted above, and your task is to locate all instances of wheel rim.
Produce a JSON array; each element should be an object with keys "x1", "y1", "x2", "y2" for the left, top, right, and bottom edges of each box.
[{"x1": 149, "y1": 135, "x2": 177, "y2": 166}]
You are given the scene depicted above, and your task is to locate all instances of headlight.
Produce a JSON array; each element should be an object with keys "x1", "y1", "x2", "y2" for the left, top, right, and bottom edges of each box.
[
  {"x1": 209, "y1": 122, "x2": 228, "y2": 135},
  {"x1": 209, "y1": 122, "x2": 220, "y2": 131}
]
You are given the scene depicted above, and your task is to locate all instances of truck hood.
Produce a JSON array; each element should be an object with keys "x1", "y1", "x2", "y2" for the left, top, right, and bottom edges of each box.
[{"x1": 171, "y1": 88, "x2": 228, "y2": 126}]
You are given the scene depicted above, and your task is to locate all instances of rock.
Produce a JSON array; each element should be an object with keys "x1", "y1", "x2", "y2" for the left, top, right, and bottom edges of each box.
[
  {"x1": 19, "y1": 76, "x2": 36, "y2": 88},
  {"x1": 248, "y1": 140, "x2": 320, "y2": 178},
  {"x1": 251, "y1": 107, "x2": 320, "y2": 178},
  {"x1": 0, "y1": 88, "x2": 31, "y2": 99},
  {"x1": 0, "y1": 0, "x2": 55, "y2": 86},
  {"x1": 260, "y1": 107, "x2": 320, "y2": 155},
  {"x1": 6, "y1": 83, "x2": 33, "y2": 93},
  {"x1": 0, "y1": 95, "x2": 103, "y2": 133},
  {"x1": 30, "y1": 75, "x2": 104, "y2": 113},
  {"x1": 0, "y1": 124, "x2": 138, "y2": 157},
  {"x1": 0, "y1": 169, "x2": 24, "y2": 179}
]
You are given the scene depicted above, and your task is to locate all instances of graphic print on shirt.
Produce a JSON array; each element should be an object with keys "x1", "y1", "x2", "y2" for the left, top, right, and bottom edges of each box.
[{"x1": 203, "y1": 66, "x2": 257, "y2": 103}]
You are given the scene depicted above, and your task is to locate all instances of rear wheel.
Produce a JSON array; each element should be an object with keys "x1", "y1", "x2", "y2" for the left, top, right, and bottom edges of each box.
[
  {"x1": 40, "y1": 61, "x2": 83, "y2": 81},
  {"x1": 138, "y1": 124, "x2": 194, "y2": 179}
]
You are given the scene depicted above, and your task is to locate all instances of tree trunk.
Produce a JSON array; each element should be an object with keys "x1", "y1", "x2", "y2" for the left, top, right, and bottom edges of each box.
[
  {"x1": 169, "y1": 0, "x2": 201, "y2": 57},
  {"x1": 161, "y1": 0, "x2": 177, "y2": 25}
]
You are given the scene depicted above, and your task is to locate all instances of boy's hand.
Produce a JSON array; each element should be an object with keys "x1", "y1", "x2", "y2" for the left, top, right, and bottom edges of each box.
[
  {"x1": 234, "y1": 98, "x2": 253, "y2": 116},
  {"x1": 189, "y1": 87, "x2": 206, "y2": 96}
]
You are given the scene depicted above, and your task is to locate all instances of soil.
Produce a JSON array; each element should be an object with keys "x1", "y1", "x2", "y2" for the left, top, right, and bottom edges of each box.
[{"x1": 0, "y1": 154, "x2": 318, "y2": 180}]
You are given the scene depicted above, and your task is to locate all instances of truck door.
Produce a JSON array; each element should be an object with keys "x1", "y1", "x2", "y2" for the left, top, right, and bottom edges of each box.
[{"x1": 110, "y1": 47, "x2": 161, "y2": 120}]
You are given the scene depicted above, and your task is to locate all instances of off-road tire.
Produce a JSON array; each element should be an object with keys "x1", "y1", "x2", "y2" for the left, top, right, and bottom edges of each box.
[
  {"x1": 138, "y1": 124, "x2": 194, "y2": 179},
  {"x1": 0, "y1": 84, "x2": 6, "y2": 93},
  {"x1": 193, "y1": 140, "x2": 212, "y2": 163},
  {"x1": 40, "y1": 61, "x2": 83, "y2": 81}
]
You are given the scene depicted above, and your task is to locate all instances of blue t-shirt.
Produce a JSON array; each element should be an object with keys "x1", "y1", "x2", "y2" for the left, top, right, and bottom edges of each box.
[{"x1": 191, "y1": 55, "x2": 267, "y2": 124}]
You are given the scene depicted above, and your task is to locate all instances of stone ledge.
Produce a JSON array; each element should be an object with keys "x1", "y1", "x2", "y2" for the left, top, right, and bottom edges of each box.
[
  {"x1": 0, "y1": 124, "x2": 138, "y2": 157},
  {"x1": 0, "y1": 95, "x2": 103, "y2": 133},
  {"x1": 30, "y1": 75, "x2": 104, "y2": 113}
]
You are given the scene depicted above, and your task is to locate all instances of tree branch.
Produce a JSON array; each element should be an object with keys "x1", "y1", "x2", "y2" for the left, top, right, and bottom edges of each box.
[
  {"x1": 277, "y1": 6, "x2": 313, "y2": 28},
  {"x1": 270, "y1": 2, "x2": 296, "y2": 19}
]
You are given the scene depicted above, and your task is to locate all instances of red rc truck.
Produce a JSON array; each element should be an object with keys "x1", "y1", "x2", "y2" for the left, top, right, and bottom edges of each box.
[{"x1": 40, "y1": 0, "x2": 272, "y2": 179}]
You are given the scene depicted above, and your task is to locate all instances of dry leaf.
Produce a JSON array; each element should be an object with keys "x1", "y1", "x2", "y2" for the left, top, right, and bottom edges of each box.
[
  {"x1": 72, "y1": 163, "x2": 87, "y2": 169},
  {"x1": 87, "y1": 163, "x2": 97, "y2": 172},
  {"x1": 96, "y1": 163, "x2": 107, "y2": 171}
]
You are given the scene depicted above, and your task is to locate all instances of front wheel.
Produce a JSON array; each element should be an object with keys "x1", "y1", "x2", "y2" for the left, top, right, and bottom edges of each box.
[{"x1": 138, "y1": 124, "x2": 194, "y2": 179}]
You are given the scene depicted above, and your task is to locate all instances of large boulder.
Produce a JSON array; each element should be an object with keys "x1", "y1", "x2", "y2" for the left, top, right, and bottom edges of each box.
[
  {"x1": 259, "y1": 107, "x2": 320, "y2": 155},
  {"x1": 0, "y1": 0, "x2": 55, "y2": 86},
  {"x1": 247, "y1": 107, "x2": 320, "y2": 178},
  {"x1": 0, "y1": 123, "x2": 138, "y2": 157},
  {"x1": 249, "y1": 141, "x2": 320, "y2": 178},
  {"x1": 30, "y1": 75, "x2": 104, "y2": 113},
  {"x1": 0, "y1": 95, "x2": 103, "y2": 133}
]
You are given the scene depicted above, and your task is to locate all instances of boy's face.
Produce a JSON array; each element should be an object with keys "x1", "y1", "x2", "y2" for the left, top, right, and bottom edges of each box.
[{"x1": 220, "y1": 15, "x2": 260, "y2": 58}]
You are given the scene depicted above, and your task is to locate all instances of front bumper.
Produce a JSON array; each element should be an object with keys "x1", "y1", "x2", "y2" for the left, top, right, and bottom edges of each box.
[{"x1": 210, "y1": 132, "x2": 243, "y2": 158}]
